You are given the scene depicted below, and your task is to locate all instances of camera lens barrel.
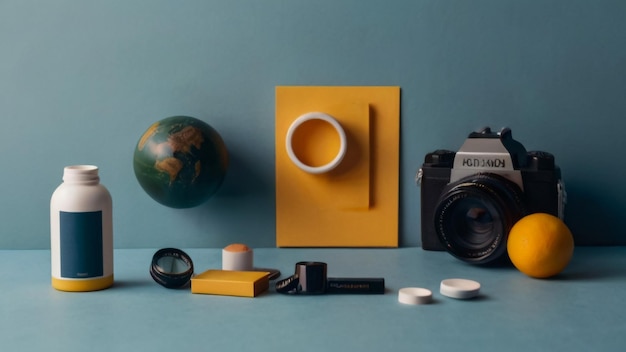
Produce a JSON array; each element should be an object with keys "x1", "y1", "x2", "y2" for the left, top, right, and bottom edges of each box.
[{"x1": 434, "y1": 173, "x2": 526, "y2": 264}]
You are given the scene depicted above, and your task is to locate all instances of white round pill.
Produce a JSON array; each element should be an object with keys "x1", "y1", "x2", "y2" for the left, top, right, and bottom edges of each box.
[
  {"x1": 440, "y1": 278, "x2": 481, "y2": 299},
  {"x1": 398, "y1": 287, "x2": 433, "y2": 305}
]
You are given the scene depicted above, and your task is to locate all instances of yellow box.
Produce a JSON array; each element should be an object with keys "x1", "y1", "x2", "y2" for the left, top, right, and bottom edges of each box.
[{"x1": 191, "y1": 270, "x2": 269, "y2": 297}]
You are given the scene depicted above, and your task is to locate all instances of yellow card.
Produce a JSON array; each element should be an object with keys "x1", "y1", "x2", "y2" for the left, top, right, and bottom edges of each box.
[{"x1": 275, "y1": 86, "x2": 400, "y2": 247}]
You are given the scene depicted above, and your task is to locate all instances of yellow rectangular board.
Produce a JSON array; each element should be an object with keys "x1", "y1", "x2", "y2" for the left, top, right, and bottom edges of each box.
[
  {"x1": 191, "y1": 270, "x2": 270, "y2": 297},
  {"x1": 275, "y1": 86, "x2": 400, "y2": 247}
]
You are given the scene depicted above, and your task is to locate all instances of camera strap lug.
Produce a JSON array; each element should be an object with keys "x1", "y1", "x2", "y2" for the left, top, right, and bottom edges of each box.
[
  {"x1": 416, "y1": 168, "x2": 423, "y2": 185},
  {"x1": 557, "y1": 180, "x2": 567, "y2": 220}
]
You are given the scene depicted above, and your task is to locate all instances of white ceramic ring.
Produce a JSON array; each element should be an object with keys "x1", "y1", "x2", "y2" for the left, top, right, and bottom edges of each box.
[
  {"x1": 398, "y1": 287, "x2": 433, "y2": 305},
  {"x1": 285, "y1": 112, "x2": 347, "y2": 174}
]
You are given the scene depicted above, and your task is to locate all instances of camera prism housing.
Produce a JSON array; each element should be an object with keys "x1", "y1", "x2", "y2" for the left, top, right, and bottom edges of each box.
[{"x1": 418, "y1": 127, "x2": 565, "y2": 264}]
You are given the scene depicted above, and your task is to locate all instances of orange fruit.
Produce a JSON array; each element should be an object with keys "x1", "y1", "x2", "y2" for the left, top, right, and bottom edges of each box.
[{"x1": 507, "y1": 213, "x2": 574, "y2": 278}]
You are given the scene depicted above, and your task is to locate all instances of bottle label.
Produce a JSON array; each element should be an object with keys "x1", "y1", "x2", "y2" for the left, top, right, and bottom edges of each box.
[{"x1": 60, "y1": 211, "x2": 103, "y2": 278}]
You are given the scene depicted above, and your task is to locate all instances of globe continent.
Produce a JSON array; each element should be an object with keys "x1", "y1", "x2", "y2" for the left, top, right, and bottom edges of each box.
[{"x1": 133, "y1": 116, "x2": 229, "y2": 208}]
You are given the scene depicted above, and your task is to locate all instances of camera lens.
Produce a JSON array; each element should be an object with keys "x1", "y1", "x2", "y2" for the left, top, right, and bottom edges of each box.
[{"x1": 434, "y1": 173, "x2": 526, "y2": 264}]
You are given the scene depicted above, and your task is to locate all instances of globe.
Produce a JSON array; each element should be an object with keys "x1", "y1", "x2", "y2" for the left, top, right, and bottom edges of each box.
[{"x1": 133, "y1": 116, "x2": 229, "y2": 208}]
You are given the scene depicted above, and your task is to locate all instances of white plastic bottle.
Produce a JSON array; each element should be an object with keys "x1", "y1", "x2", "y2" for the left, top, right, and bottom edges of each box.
[{"x1": 50, "y1": 165, "x2": 113, "y2": 291}]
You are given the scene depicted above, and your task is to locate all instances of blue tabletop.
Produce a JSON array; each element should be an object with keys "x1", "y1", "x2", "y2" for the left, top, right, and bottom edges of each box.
[{"x1": 1, "y1": 247, "x2": 624, "y2": 352}]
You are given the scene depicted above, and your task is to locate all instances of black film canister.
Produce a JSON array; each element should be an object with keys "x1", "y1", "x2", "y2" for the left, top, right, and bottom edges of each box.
[{"x1": 295, "y1": 261, "x2": 327, "y2": 294}]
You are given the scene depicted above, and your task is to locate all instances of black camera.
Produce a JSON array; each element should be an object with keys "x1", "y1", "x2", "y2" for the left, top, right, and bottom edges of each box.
[{"x1": 418, "y1": 127, "x2": 566, "y2": 264}]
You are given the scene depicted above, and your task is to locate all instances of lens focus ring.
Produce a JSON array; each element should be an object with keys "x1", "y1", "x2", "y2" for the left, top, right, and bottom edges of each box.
[{"x1": 434, "y1": 173, "x2": 526, "y2": 264}]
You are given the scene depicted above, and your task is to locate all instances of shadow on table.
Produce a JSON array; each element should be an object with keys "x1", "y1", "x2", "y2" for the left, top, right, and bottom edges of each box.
[
  {"x1": 553, "y1": 247, "x2": 626, "y2": 281},
  {"x1": 112, "y1": 279, "x2": 158, "y2": 289}
]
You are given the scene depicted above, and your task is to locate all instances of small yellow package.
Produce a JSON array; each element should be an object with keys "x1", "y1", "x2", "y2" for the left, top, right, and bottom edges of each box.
[{"x1": 191, "y1": 270, "x2": 269, "y2": 297}]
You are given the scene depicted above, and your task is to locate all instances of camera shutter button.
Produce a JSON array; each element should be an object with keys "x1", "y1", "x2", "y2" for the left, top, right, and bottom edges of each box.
[{"x1": 528, "y1": 151, "x2": 555, "y2": 169}]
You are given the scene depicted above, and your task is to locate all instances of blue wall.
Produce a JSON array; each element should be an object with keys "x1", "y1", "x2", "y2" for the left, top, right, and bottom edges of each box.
[{"x1": 1, "y1": 0, "x2": 625, "y2": 249}]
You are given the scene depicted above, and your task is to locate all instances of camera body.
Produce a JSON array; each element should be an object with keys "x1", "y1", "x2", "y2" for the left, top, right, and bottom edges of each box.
[{"x1": 418, "y1": 127, "x2": 565, "y2": 264}]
